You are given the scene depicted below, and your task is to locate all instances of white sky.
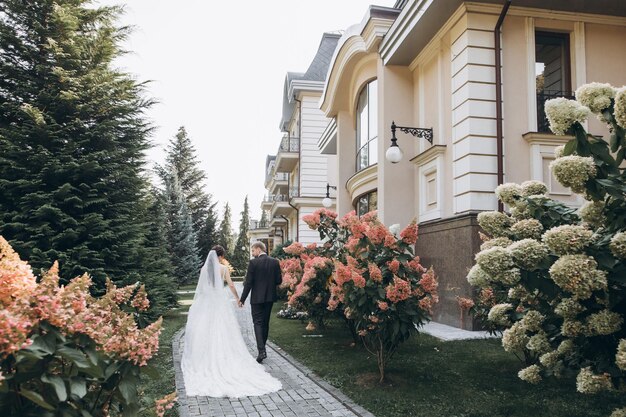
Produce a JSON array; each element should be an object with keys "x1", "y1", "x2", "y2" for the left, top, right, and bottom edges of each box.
[{"x1": 96, "y1": 0, "x2": 396, "y2": 227}]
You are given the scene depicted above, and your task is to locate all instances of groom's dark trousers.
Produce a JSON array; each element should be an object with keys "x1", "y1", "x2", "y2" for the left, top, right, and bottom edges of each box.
[{"x1": 240, "y1": 253, "x2": 282, "y2": 354}]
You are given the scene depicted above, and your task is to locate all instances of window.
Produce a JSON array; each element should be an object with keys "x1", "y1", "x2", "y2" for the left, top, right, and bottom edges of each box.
[
  {"x1": 356, "y1": 191, "x2": 378, "y2": 216},
  {"x1": 535, "y1": 32, "x2": 572, "y2": 132},
  {"x1": 356, "y1": 80, "x2": 378, "y2": 171}
]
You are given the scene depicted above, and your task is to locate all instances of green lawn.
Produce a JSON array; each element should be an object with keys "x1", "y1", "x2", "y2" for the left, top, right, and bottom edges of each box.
[
  {"x1": 138, "y1": 309, "x2": 187, "y2": 417},
  {"x1": 269, "y1": 303, "x2": 625, "y2": 417}
]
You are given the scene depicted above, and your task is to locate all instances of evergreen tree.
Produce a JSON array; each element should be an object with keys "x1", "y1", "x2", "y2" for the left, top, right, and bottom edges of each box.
[
  {"x1": 260, "y1": 210, "x2": 269, "y2": 226},
  {"x1": 217, "y1": 203, "x2": 234, "y2": 256},
  {"x1": 164, "y1": 126, "x2": 213, "y2": 237},
  {"x1": 0, "y1": 0, "x2": 153, "y2": 290},
  {"x1": 163, "y1": 169, "x2": 201, "y2": 285},
  {"x1": 138, "y1": 188, "x2": 178, "y2": 316},
  {"x1": 232, "y1": 196, "x2": 251, "y2": 274},
  {"x1": 197, "y1": 200, "x2": 219, "y2": 260}
]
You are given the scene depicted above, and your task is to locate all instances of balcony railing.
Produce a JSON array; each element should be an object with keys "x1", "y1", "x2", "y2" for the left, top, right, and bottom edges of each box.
[
  {"x1": 279, "y1": 137, "x2": 300, "y2": 153},
  {"x1": 250, "y1": 220, "x2": 270, "y2": 230},
  {"x1": 263, "y1": 194, "x2": 288, "y2": 203},
  {"x1": 289, "y1": 185, "x2": 299, "y2": 198},
  {"x1": 537, "y1": 90, "x2": 574, "y2": 133}
]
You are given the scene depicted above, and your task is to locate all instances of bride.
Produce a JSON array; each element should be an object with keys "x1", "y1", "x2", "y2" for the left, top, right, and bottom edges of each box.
[{"x1": 181, "y1": 245, "x2": 282, "y2": 397}]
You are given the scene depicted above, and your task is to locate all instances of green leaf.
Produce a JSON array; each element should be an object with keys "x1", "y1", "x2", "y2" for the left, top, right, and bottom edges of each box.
[
  {"x1": 122, "y1": 403, "x2": 140, "y2": 417},
  {"x1": 70, "y1": 377, "x2": 87, "y2": 399},
  {"x1": 20, "y1": 389, "x2": 55, "y2": 410},
  {"x1": 29, "y1": 333, "x2": 56, "y2": 355},
  {"x1": 563, "y1": 138, "x2": 577, "y2": 156},
  {"x1": 117, "y1": 376, "x2": 138, "y2": 405},
  {"x1": 81, "y1": 411, "x2": 94, "y2": 417},
  {"x1": 57, "y1": 347, "x2": 90, "y2": 369},
  {"x1": 41, "y1": 374, "x2": 67, "y2": 402}
]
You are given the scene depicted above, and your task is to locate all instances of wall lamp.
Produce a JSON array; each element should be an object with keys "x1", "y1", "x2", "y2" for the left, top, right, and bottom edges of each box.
[
  {"x1": 385, "y1": 121, "x2": 433, "y2": 163},
  {"x1": 322, "y1": 183, "x2": 337, "y2": 208}
]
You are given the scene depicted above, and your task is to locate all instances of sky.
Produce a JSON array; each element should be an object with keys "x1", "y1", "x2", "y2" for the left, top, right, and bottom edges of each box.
[{"x1": 96, "y1": 0, "x2": 396, "y2": 227}]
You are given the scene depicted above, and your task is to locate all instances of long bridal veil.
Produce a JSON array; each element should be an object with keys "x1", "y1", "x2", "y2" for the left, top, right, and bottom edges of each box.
[{"x1": 181, "y1": 250, "x2": 282, "y2": 397}]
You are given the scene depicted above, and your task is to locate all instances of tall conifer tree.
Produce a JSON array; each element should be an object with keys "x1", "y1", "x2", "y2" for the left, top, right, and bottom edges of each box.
[
  {"x1": 232, "y1": 196, "x2": 250, "y2": 274},
  {"x1": 217, "y1": 203, "x2": 234, "y2": 256},
  {"x1": 0, "y1": 0, "x2": 153, "y2": 290},
  {"x1": 163, "y1": 169, "x2": 201, "y2": 285}
]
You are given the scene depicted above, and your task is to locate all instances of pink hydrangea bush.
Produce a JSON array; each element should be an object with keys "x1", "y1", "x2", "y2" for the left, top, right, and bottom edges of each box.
[
  {"x1": 0, "y1": 236, "x2": 170, "y2": 416},
  {"x1": 282, "y1": 209, "x2": 438, "y2": 382}
]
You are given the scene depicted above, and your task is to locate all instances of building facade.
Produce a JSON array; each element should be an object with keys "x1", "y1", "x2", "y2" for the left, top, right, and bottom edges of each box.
[
  {"x1": 317, "y1": 0, "x2": 626, "y2": 328},
  {"x1": 250, "y1": 34, "x2": 341, "y2": 250}
]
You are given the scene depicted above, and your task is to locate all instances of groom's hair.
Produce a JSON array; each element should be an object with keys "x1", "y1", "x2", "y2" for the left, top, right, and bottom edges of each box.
[
  {"x1": 251, "y1": 241, "x2": 266, "y2": 252},
  {"x1": 212, "y1": 245, "x2": 226, "y2": 257}
]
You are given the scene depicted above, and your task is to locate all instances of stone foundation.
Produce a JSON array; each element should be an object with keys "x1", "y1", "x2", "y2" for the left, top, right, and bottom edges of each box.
[{"x1": 416, "y1": 213, "x2": 482, "y2": 330}]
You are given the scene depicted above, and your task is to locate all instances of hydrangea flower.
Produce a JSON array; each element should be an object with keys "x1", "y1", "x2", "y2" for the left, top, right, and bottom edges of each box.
[
  {"x1": 480, "y1": 237, "x2": 512, "y2": 251},
  {"x1": 542, "y1": 225, "x2": 593, "y2": 255},
  {"x1": 508, "y1": 239, "x2": 549, "y2": 269},
  {"x1": 616, "y1": 339, "x2": 626, "y2": 371},
  {"x1": 502, "y1": 322, "x2": 529, "y2": 352},
  {"x1": 578, "y1": 200, "x2": 605, "y2": 228},
  {"x1": 520, "y1": 180, "x2": 548, "y2": 197},
  {"x1": 610, "y1": 232, "x2": 626, "y2": 259},
  {"x1": 539, "y1": 351, "x2": 561, "y2": 368},
  {"x1": 554, "y1": 298, "x2": 585, "y2": 318},
  {"x1": 554, "y1": 145, "x2": 566, "y2": 159},
  {"x1": 466, "y1": 264, "x2": 491, "y2": 288},
  {"x1": 610, "y1": 408, "x2": 626, "y2": 417},
  {"x1": 549, "y1": 156, "x2": 597, "y2": 194},
  {"x1": 585, "y1": 310, "x2": 623, "y2": 336},
  {"x1": 576, "y1": 367, "x2": 613, "y2": 394},
  {"x1": 520, "y1": 310, "x2": 545, "y2": 333},
  {"x1": 549, "y1": 255, "x2": 607, "y2": 299},
  {"x1": 518, "y1": 364, "x2": 542, "y2": 384},
  {"x1": 487, "y1": 303, "x2": 513, "y2": 326},
  {"x1": 527, "y1": 332, "x2": 551, "y2": 354},
  {"x1": 545, "y1": 97, "x2": 591, "y2": 135},
  {"x1": 475, "y1": 246, "x2": 514, "y2": 277},
  {"x1": 511, "y1": 219, "x2": 543, "y2": 240},
  {"x1": 557, "y1": 339, "x2": 574, "y2": 355},
  {"x1": 494, "y1": 268, "x2": 521, "y2": 286},
  {"x1": 575, "y1": 82, "x2": 615, "y2": 114},
  {"x1": 561, "y1": 320, "x2": 585, "y2": 337},
  {"x1": 477, "y1": 211, "x2": 512, "y2": 238},
  {"x1": 507, "y1": 285, "x2": 529, "y2": 300},
  {"x1": 495, "y1": 183, "x2": 522, "y2": 206},
  {"x1": 615, "y1": 87, "x2": 626, "y2": 129}
]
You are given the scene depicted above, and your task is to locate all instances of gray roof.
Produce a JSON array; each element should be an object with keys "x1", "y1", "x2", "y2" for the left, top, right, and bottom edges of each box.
[{"x1": 280, "y1": 33, "x2": 341, "y2": 131}]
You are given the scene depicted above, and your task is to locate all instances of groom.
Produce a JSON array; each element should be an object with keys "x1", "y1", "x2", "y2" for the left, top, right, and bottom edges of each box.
[{"x1": 239, "y1": 241, "x2": 282, "y2": 363}]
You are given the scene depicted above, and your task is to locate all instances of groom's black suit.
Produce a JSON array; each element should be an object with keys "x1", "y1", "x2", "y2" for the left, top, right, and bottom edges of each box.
[{"x1": 240, "y1": 253, "x2": 282, "y2": 356}]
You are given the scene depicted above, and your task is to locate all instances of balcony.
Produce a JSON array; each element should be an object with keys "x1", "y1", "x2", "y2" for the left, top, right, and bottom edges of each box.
[
  {"x1": 268, "y1": 172, "x2": 289, "y2": 194},
  {"x1": 269, "y1": 193, "x2": 293, "y2": 217},
  {"x1": 249, "y1": 219, "x2": 270, "y2": 230},
  {"x1": 537, "y1": 90, "x2": 574, "y2": 132},
  {"x1": 275, "y1": 137, "x2": 300, "y2": 172},
  {"x1": 269, "y1": 216, "x2": 287, "y2": 229}
]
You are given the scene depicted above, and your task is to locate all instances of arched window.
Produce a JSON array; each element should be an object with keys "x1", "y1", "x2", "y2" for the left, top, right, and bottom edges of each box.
[
  {"x1": 356, "y1": 190, "x2": 378, "y2": 217},
  {"x1": 356, "y1": 80, "x2": 378, "y2": 171}
]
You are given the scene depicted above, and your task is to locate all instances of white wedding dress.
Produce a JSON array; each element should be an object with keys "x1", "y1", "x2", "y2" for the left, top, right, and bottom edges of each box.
[{"x1": 181, "y1": 251, "x2": 282, "y2": 397}]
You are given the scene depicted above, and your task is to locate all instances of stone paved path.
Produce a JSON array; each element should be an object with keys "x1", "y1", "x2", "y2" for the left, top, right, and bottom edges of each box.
[{"x1": 173, "y1": 284, "x2": 375, "y2": 417}]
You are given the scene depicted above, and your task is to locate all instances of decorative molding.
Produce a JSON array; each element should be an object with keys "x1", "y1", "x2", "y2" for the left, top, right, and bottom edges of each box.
[
  {"x1": 525, "y1": 17, "x2": 537, "y2": 132},
  {"x1": 522, "y1": 132, "x2": 574, "y2": 146},
  {"x1": 407, "y1": 3, "x2": 466, "y2": 71},
  {"x1": 318, "y1": 118, "x2": 338, "y2": 154},
  {"x1": 464, "y1": 2, "x2": 626, "y2": 27},
  {"x1": 346, "y1": 164, "x2": 378, "y2": 205},
  {"x1": 288, "y1": 80, "x2": 324, "y2": 101},
  {"x1": 410, "y1": 144, "x2": 447, "y2": 166},
  {"x1": 381, "y1": 0, "x2": 436, "y2": 65},
  {"x1": 573, "y1": 21, "x2": 587, "y2": 89}
]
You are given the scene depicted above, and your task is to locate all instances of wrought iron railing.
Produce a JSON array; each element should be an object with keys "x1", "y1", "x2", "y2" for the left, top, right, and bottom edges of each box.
[
  {"x1": 537, "y1": 90, "x2": 574, "y2": 132},
  {"x1": 274, "y1": 172, "x2": 288, "y2": 181},
  {"x1": 289, "y1": 186, "x2": 299, "y2": 198},
  {"x1": 279, "y1": 136, "x2": 300, "y2": 153}
]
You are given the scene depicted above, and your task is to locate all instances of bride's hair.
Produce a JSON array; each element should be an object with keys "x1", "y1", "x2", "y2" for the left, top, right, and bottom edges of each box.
[{"x1": 212, "y1": 245, "x2": 226, "y2": 257}]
